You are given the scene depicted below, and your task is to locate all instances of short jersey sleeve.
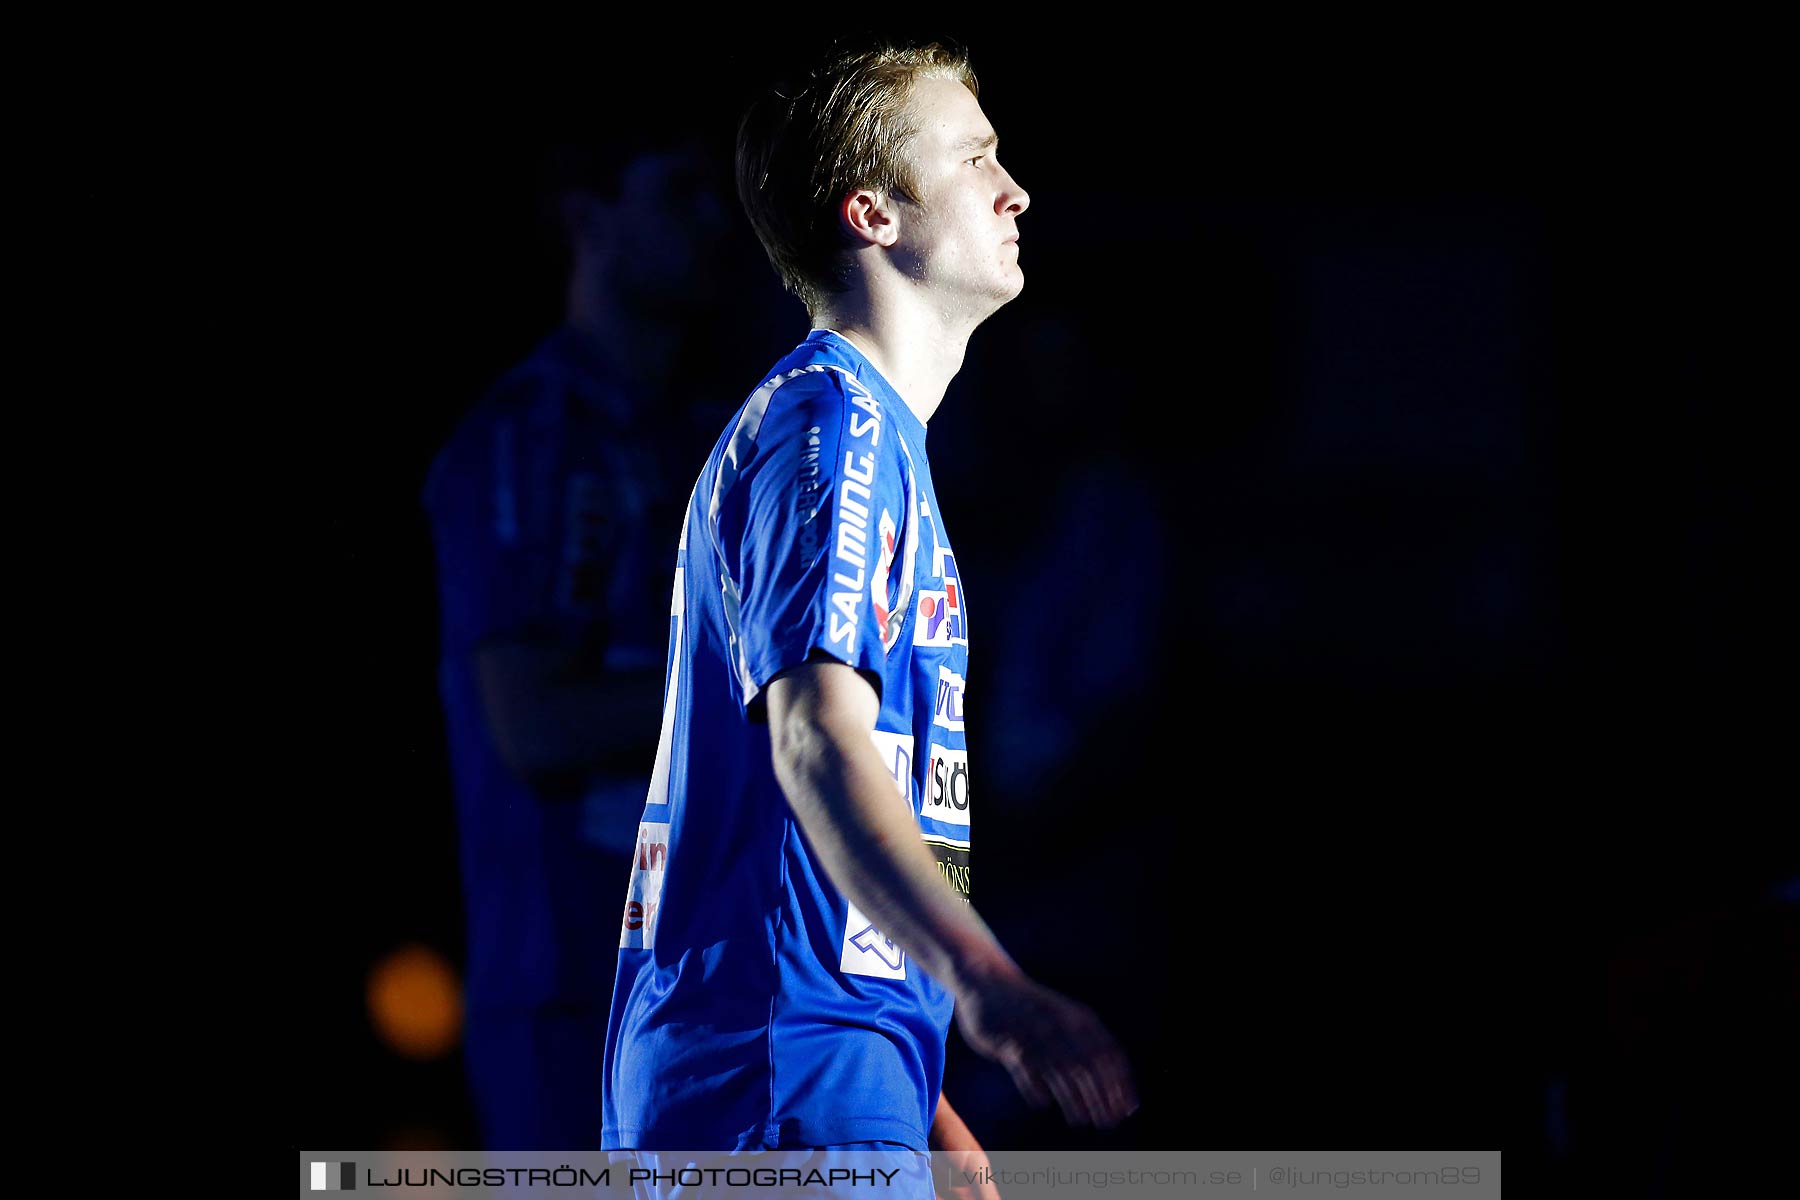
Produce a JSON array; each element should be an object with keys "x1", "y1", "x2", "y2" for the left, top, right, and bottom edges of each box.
[{"x1": 720, "y1": 368, "x2": 915, "y2": 715}]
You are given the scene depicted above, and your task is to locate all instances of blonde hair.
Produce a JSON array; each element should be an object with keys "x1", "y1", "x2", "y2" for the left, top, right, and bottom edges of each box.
[{"x1": 736, "y1": 38, "x2": 978, "y2": 317}]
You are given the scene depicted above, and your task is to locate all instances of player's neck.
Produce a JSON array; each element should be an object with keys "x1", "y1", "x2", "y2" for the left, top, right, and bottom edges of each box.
[{"x1": 814, "y1": 293, "x2": 973, "y2": 427}]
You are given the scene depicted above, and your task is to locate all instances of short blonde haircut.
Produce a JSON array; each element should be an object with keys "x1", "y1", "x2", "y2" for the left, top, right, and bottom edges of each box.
[{"x1": 736, "y1": 38, "x2": 978, "y2": 317}]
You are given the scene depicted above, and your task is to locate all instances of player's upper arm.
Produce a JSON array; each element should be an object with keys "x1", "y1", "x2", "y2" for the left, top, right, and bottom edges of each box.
[
  {"x1": 723, "y1": 367, "x2": 916, "y2": 721},
  {"x1": 765, "y1": 652, "x2": 880, "y2": 770}
]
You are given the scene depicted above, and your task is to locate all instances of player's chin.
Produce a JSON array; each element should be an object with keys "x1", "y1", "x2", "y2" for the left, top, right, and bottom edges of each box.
[{"x1": 976, "y1": 272, "x2": 1024, "y2": 317}]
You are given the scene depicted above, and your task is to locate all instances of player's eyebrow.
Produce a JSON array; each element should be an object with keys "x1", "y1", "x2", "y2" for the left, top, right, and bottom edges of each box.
[{"x1": 953, "y1": 131, "x2": 998, "y2": 153}]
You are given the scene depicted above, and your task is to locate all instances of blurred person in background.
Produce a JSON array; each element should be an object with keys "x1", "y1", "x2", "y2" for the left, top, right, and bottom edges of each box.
[
  {"x1": 422, "y1": 130, "x2": 735, "y2": 1150},
  {"x1": 600, "y1": 36, "x2": 1136, "y2": 1185}
]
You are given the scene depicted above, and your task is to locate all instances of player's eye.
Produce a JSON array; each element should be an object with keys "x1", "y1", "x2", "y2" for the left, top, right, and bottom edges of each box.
[{"x1": 966, "y1": 155, "x2": 986, "y2": 167}]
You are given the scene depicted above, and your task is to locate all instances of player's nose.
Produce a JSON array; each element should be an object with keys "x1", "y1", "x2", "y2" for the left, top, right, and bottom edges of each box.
[{"x1": 997, "y1": 167, "x2": 1029, "y2": 218}]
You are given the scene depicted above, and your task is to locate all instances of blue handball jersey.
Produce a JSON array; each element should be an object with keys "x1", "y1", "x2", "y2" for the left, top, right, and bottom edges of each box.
[{"x1": 602, "y1": 329, "x2": 973, "y2": 1151}]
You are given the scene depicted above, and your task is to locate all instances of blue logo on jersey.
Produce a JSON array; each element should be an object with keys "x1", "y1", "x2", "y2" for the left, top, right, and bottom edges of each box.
[{"x1": 848, "y1": 925, "x2": 904, "y2": 969}]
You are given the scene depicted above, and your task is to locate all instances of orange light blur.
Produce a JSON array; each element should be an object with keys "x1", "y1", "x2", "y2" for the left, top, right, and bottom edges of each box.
[{"x1": 366, "y1": 943, "x2": 463, "y2": 1060}]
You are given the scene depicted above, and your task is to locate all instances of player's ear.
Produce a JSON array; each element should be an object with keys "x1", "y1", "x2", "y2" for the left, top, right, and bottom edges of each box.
[{"x1": 839, "y1": 187, "x2": 899, "y2": 249}]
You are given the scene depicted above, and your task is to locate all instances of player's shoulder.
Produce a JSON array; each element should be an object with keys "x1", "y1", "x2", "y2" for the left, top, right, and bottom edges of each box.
[{"x1": 736, "y1": 333, "x2": 874, "y2": 437}]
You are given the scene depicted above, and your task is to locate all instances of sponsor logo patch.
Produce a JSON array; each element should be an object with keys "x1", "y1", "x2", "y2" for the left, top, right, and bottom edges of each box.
[
  {"x1": 932, "y1": 666, "x2": 967, "y2": 732},
  {"x1": 619, "y1": 821, "x2": 670, "y2": 949},
  {"x1": 794, "y1": 426, "x2": 825, "y2": 563},
  {"x1": 868, "y1": 729, "x2": 915, "y2": 812},
  {"x1": 914, "y1": 548, "x2": 966, "y2": 648},
  {"x1": 923, "y1": 746, "x2": 971, "y2": 827},
  {"x1": 873, "y1": 509, "x2": 901, "y2": 652},
  {"x1": 840, "y1": 898, "x2": 906, "y2": 979},
  {"x1": 826, "y1": 389, "x2": 883, "y2": 653},
  {"x1": 925, "y1": 839, "x2": 971, "y2": 903}
]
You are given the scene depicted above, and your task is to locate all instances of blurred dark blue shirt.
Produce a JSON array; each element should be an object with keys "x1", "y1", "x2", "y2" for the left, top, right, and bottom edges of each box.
[{"x1": 423, "y1": 324, "x2": 684, "y2": 1012}]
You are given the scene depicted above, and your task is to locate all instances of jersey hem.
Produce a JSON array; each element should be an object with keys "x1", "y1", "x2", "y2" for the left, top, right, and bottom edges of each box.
[{"x1": 603, "y1": 1116, "x2": 928, "y2": 1152}]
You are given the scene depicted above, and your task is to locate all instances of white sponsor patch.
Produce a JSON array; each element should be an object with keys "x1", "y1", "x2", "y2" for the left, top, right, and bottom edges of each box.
[
  {"x1": 618, "y1": 821, "x2": 670, "y2": 949},
  {"x1": 840, "y1": 898, "x2": 907, "y2": 979},
  {"x1": 932, "y1": 666, "x2": 967, "y2": 732},
  {"x1": 914, "y1": 546, "x2": 966, "y2": 648},
  {"x1": 923, "y1": 745, "x2": 971, "y2": 828},
  {"x1": 868, "y1": 729, "x2": 915, "y2": 811}
]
